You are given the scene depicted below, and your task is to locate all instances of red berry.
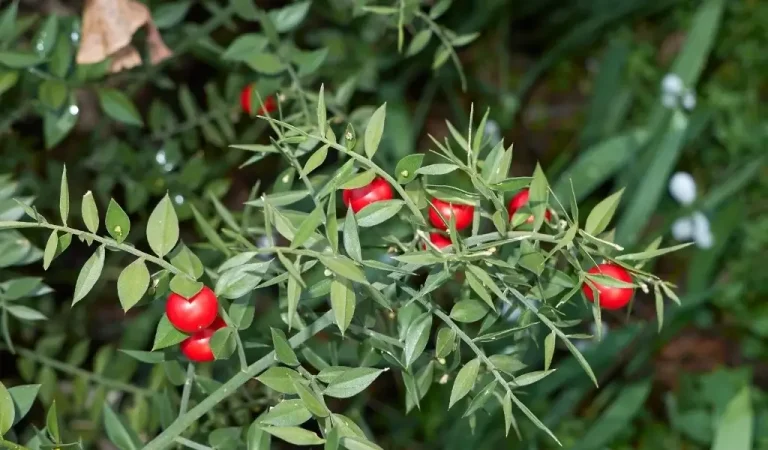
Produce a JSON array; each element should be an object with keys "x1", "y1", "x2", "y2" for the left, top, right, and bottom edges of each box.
[
  {"x1": 240, "y1": 85, "x2": 277, "y2": 115},
  {"x1": 428, "y1": 232, "x2": 452, "y2": 250},
  {"x1": 508, "y1": 189, "x2": 551, "y2": 223},
  {"x1": 342, "y1": 177, "x2": 394, "y2": 213},
  {"x1": 180, "y1": 318, "x2": 227, "y2": 363},
  {"x1": 428, "y1": 198, "x2": 474, "y2": 231},
  {"x1": 166, "y1": 286, "x2": 219, "y2": 333},
  {"x1": 581, "y1": 263, "x2": 634, "y2": 310}
]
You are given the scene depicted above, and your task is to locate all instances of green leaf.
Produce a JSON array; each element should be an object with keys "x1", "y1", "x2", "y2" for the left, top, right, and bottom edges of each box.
[
  {"x1": 404, "y1": 312, "x2": 431, "y2": 368},
  {"x1": 544, "y1": 331, "x2": 555, "y2": 371},
  {"x1": 291, "y1": 205, "x2": 324, "y2": 249},
  {"x1": 103, "y1": 404, "x2": 142, "y2": 450},
  {"x1": 222, "y1": 34, "x2": 269, "y2": 61},
  {"x1": 247, "y1": 421, "x2": 271, "y2": 450},
  {"x1": 339, "y1": 170, "x2": 376, "y2": 190},
  {"x1": 210, "y1": 327, "x2": 236, "y2": 360},
  {"x1": 271, "y1": 328, "x2": 299, "y2": 366},
  {"x1": 342, "y1": 437, "x2": 383, "y2": 450},
  {"x1": 0, "y1": 2, "x2": 19, "y2": 43},
  {"x1": 0, "y1": 70, "x2": 19, "y2": 97},
  {"x1": 152, "y1": 315, "x2": 188, "y2": 350},
  {"x1": 0, "y1": 51, "x2": 43, "y2": 68},
  {"x1": 319, "y1": 255, "x2": 366, "y2": 284},
  {"x1": 256, "y1": 367, "x2": 304, "y2": 394},
  {"x1": 8, "y1": 384, "x2": 40, "y2": 425},
  {"x1": 38, "y1": 79, "x2": 67, "y2": 109},
  {"x1": 450, "y1": 299, "x2": 488, "y2": 323},
  {"x1": 330, "y1": 277, "x2": 355, "y2": 335},
  {"x1": 584, "y1": 189, "x2": 624, "y2": 236},
  {"x1": 259, "y1": 400, "x2": 312, "y2": 427},
  {"x1": 268, "y1": 0, "x2": 311, "y2": 32},
  {"x1": 416, "y1": 163, "x2": 459, "y2": 175},
  {"x1": 303, "y1": 145, "x2": 328, "y2": 176},
  {"x1": 46, "y1": 401, "x2": 60, "y2": 443},
  {"x1": 0, "y1": 381, "x2": 14, "y2": 435},
  {"x1": 247, "y1": 190, "x2": 309, "y2": 208},
  {"x1": 72, "y1": 245, "x2": 105, "y2": 305},
  {"x1": 152, "y1": 1, "x2": 192, "y2": 29},
  {"x1": 395, "y1": 154, "x2": 424, "y2": 184},
  {"x1": 316, "y1": 84, "x2": 326, "y2": 131},
  {"x1": 119, "y1": 350, "x2": 165, "y2": 364},
  {"x1": 356, "y1": 199, "x2": 404, "y2": 227},
  {"x1": 215, "y1": 268, "x2": 260, "y2": 300},
  {"x1": 170, "y1": 245, "x2": 204, "y2": 280},
  {"x1": 117, "y1": 259, "x2": 150, "y2": 312},
  {"x1": 501, "y1": 392, "x2": 515, "y2": 437},
  {"x1": 147, "y1": 194, "x2": 179, "y2": 257},
  {"x1": 528, "y1": 163, "x2": 549, "y2": 230},
  {"x1": 324, "y1": 367, "x2": 386, "y2": 399},
  {"x1": 97, "y1": 88, "x2": 143, "y2": 126},
  {"x1": 364, "y1": 103, "x2": 386, "y2": 158},
  {"x1": 616, "y1": 242, "x2": 693, "y2": 261},
  {"x1": 245, "y1": 52, "x2": 287, "y2": 75},
  {"x1": 81, "y1": 190, "x2": 99, "y2": 233},
  {"x1": 59, "y1": 165, "x2": 69, "y2": 225},
  {"x1": 449, "y1": 358, "x2": 480, "y2": 408},
  {"x1": 229, "y1": 294, "x2": 256, "y2": 330},
  {"x1": 106, "y1": 199, "x2": 130, "y2": 243},
  {"x1": 435, "y1": 327, "x2": 456, "y2": 358},
  {"x1": 170, "y1": 275, "x2": 203, "y2": 298},
  {"x1": 343, "y1": 207, "x2": 362, "y2": 262},
  {"x1": 292, "y1": 380, "x2": 329, "y2": 417},
  {"x1": 712, "y1": 386, "x2": 752, "y2": 450},
  {"x1": 464, "y1": 380, "x2": 497, "y2": 417},
  {"x1": 406, "y1": 30, "x2": 432, "y2": 57},
  {"x1": 6, "y1": 305, "x2": 46, "y2": 321},
  {"x1": 511, "y1": 370, "x2": 555, "y2": 387},
  {"x1": 654, "y1": 284, "x2": 664, "y2": 333},
  {"x1": 261, "y1": 426, "x2": 325, "y2": 446}
]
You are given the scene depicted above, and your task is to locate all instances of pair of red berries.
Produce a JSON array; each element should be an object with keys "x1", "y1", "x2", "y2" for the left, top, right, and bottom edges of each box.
[
  {"x1": 240, "y1": 85, "x2": 278, "y2": 116},
  {"x1": 166, "y1": 286, "x2": 223, "y2": 362},
  {"x1": 340, "y1": 177, "x2": 471, "y2": 250}
]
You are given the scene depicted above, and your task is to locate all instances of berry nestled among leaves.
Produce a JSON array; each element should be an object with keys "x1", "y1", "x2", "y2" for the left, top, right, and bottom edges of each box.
[
  {"x1": 180, "y1": 317, "x2": 227, "y2": 362},
  {"x1": 508, "y1": 188, "x2": 551, "y2": 223},
  {"x1": 166, "y1": 286, "x2": 219, "y2": 333},
  {"x1": 582, "y1": 263, "x2": 634, "y2": 310},
  {"x1": 427, "y1": 232, "x2": 452, "y2": 250},
  {"x1": 428, "y1": 198, "x2": 474, "y2": 231},
  {"x1": 240, "y1": 85, "x2": 277, "y2": 115},
  {"x1": 342, "y1": 177, "x2": 394, "y2": 213}
]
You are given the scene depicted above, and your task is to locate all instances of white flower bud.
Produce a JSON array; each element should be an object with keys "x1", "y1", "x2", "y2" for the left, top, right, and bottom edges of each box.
[
  {"x1": 669, "y1": 172, "x2": 697, "y2": 205},
  {"x1": 661, "y1": 92, "x2": 678, "y2": 109},
  {"x1": 691, "y1": 212, "x2": 713, "y2": 250},
  {"x1": 694, "y1": 228, "x2": 714, "y2": 249},
  {"x1": 671, "y1": 217, "x2": 693, "y2": 241},
  {"x1": 661, "y1": 73, "x2": 684, "y2": 96},
  {"x1": 682, "y1": 91, "x2": 696, "y2": 110}
]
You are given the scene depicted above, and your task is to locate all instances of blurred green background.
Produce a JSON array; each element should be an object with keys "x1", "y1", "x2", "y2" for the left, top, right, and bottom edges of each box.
[{"x1": 0, "y1": 0, "x2": 766, "y2": 448}]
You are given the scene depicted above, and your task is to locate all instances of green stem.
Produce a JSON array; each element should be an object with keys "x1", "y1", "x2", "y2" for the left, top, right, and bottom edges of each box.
[
  {"x1": 178, "y1": 363, "x2": 195, "y2": 417},
  {"x1": 6, "y1": 347, "x2": 151, "y2": 397},
  {"x1": 415, "y1": 11, "x2": 467, "y2": 91},
  {"x1": 143, "y1": 311, "x2": 335, "y2": 450},
  {"x1": 425, "y1": 304, "x2": 561, "y2": 445},
  {"x1": 0, "y1": 221, "x2": 188, "y2": 279}
]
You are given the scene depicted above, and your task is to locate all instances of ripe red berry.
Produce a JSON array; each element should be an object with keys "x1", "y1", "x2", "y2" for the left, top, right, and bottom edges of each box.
[
  {"x1": 581, "y1": 263, "x2": 634, "y2": 310},
  {"x1": 180, "y1": 317, "x2": 227, "y2": 363},
  {"x1": 428, "y1": 232, "x2": 452, "y2": 250},
  {"x1": 508, "y1": 189, "x2": 551, "y2": 223},
  {"x1": 342, "y1": 177, "x2": 394, "y2": 213},
  {"x1": 166, "y1": 286, "x2": 219, "y2": 333},
  {"x1": 428, "y1": 198, "x2": 474, "y2": 231},
  {"x1": 240, "y1": 85, "x2": 277, "y2": 115}
]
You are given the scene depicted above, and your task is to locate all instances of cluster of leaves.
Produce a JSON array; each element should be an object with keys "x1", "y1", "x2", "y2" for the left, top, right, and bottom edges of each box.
[{"x1": 0, "y1": 74, "x2": 689, "y2": 449}]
